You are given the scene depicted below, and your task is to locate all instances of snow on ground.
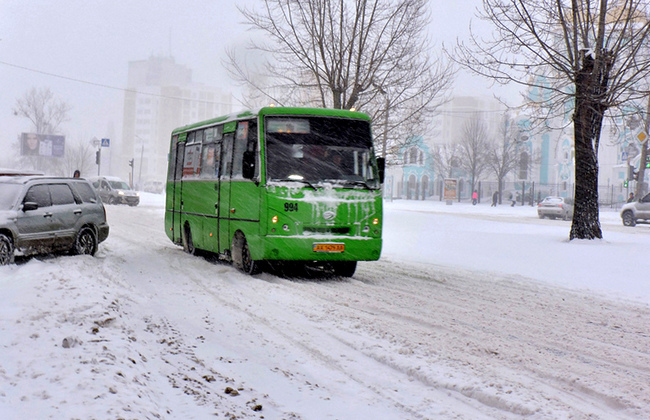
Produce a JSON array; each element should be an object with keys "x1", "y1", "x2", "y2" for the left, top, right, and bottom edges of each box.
[{"x1": 1, "y1": 194, "x2": 649, "y2": 419}]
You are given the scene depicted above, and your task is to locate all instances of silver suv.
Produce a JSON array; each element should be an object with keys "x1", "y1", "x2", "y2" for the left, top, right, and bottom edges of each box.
[
  {"x1": 620, "y1": 192, "x2": 650, "y2": 226},
  {"x1": 0, "y1": 175, "x2": 110, "y2": 265},
  {"x1": 88, "y1": 176, "x2": 140, "y2": 206}
]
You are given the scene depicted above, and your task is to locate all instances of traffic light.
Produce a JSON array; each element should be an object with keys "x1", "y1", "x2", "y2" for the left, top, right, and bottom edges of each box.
[
  {"x1": 624, "y1": 180, "x2": 628, "y2": 188},
  {"x1": 129, "y1": 158, "x2": 134, "y2": 168},
  {"x1": 646, "y1": 154, "x2": 650, "y2": 168},
  {"x1": 95, "y1": 150, "x2": 100, "y2": 165},
  {"x1": 627, "y1": 165, "x2": 639, "y2": 181}
]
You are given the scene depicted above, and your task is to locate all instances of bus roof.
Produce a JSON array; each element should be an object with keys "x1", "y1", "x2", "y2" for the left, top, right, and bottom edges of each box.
[{"x1": 171, "y1": 107, "x2": 371, "y2": 135}]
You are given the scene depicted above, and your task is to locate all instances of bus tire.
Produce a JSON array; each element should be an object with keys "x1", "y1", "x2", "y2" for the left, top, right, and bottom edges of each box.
[
  {"x1": 182, "y1": 223, "x2": 196, "y2": 255},
  {"x1": 232, "y1": 231, "x2": 261, "y2": 275},
  {"x1": 333, "y1": 261, "x2": 357, "y2": 277}
]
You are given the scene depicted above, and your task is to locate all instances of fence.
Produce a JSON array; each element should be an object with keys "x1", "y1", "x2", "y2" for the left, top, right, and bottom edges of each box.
[{"x1": 386, "y1": 178, "x2": 641, "y2": 209}]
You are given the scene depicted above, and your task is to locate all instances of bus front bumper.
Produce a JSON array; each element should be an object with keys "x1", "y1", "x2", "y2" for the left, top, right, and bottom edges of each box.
[{"x1": 252, "y1": 235, "x2": 382, "y2": 262}]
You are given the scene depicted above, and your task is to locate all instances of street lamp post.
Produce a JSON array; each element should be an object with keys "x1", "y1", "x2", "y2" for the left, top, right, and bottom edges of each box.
[
  {"x1": 92, "y1": 137, "x2": 101, "y2": 176},
  {"x1": 373, "y1": 85, "x2": 390, "y2": 160},
  {"x1": 382, "y1": 94, "x2": 389, "y2": 160},
  {"x1": 374, "y1": 83, "x2": 391, "y2": 200}
]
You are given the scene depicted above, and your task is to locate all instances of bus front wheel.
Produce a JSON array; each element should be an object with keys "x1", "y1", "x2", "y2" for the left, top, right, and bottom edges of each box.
[{"x1": 232, "y1": 232, "x2": 261, "y2": 275}]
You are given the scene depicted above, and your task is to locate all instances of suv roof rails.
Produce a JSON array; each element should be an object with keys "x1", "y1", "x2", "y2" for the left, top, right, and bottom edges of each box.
[{"x1": 0, "y1": 169, "x2": 45, "y2": 176}]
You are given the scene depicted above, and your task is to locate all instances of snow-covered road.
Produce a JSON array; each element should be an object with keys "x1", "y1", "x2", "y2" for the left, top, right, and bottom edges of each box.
[{"x1": 1, "y1": 197, "x2": 649, "y2": 419}]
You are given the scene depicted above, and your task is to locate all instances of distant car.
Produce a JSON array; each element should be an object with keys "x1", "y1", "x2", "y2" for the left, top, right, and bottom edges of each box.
[
  {"x1": 88, "y1": 176, "x2": 140, "y2": 206},
  {"x1": 143, "y1": 181, "x2": 164, "y2": 194},
  {"x1": 0, "y1": 175, "x2": 110, "y2": 265},
  {"x1": 620, "y1": 192, "x2": 650, "y2": 226},
  {"x1": 537, "y1": 196, "x2": 574, "y2": 220}
]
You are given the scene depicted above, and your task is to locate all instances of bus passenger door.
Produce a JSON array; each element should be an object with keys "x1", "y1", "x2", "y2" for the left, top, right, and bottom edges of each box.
[
  {"x1": 204, "y1": 141, "x2": 222, "y2": 254},
  {"x1": 217, "y1": 132, "x2": 234, "y2": 255},
  {"x1": 171, "y1": 140, "x2": 185, "y2": 244}
]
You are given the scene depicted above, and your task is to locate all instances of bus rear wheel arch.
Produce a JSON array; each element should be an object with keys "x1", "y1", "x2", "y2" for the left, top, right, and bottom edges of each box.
[
  {"x1": 182, "y1": 222, "x2": 196, "y2": 255},
  {"x1": 232, "y1": 231, "x2": 261, "y2": 275}
]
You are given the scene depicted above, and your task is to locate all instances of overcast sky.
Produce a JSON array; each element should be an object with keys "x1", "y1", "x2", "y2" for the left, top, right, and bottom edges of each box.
[{"x1": 0, "y1": 0, "x2": 515, "y2": 161}]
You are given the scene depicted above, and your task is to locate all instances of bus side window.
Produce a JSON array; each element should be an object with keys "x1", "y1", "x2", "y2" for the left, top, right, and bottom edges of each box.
[
  {"x1": 168, "y1": 135, "x2": 178, "y2": 182},
  {"x1": 200, "y1": 144, "x2": 216, "y2": 180},
  {"x1": 182, "y1": 130, "x2": 202, "y2": 179},
  {"x1": 232, "y1": 122, "x2": 249, "y2": 178},
  {"x1": 220, "y1": 133, "x2": 234, "y2": 179},
  {"x1": 174, "y1": 141, "x2": 185, "y2": 181},
  {"x1": 246, "y1": 121, "x2": 258, "y2": 179}
]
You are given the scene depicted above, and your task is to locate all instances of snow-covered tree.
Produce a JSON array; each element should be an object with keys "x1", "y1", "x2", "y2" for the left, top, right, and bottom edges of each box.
[
  {"x1": 453, "y1": 0, "x2": 650, "y2": 240},
  {"x1": 226, "y1": 0, "x2": 453, "y2": 159}
]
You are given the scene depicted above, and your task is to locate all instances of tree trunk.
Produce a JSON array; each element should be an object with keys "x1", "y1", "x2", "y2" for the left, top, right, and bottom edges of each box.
[
  {"x1": 570, "y1": 114, "x2": 602, "y2": 239},
  {"x1": 570, "y1": 54, "x2": 606, "y2": 240}
]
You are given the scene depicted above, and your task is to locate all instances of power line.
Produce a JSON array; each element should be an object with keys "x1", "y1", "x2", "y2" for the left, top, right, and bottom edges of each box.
[{"x1": 0, "y1": 59, "x2": 231, "y2": 106}]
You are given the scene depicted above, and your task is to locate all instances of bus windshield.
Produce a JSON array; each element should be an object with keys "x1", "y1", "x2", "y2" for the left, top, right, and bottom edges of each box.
[{"x1": 265, "y1": 116, "x2": 379, "y2": 189}]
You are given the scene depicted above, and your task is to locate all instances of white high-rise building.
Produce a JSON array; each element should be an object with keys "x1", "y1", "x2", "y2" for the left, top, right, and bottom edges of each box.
[{"x1": 120, "y1": 56, "x2": 232, "y2": 188}]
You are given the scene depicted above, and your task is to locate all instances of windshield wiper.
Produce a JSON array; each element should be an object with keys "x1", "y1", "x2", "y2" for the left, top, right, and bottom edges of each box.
[
  {"x1": 343, "y1": 180, "x2": 377, "y2": 189},
  {"x1": 273, "y1": 178, "x2": 318, "y2": 190},
  {"x1": 320, "y1": 179, "x2": 379, "y2": 190}
]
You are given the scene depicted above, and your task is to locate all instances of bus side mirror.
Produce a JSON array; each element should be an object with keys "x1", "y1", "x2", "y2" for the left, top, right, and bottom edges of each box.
[
  {"x1": 243, "y1": 151, "x2": 256, "y2": 180},
  {"x1": 377, "y1": 157, "x2": 385, "y2": 184}
]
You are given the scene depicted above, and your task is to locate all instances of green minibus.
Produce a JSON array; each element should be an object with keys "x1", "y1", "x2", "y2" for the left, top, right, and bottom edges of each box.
[{"x1": 165, "y1": 107, "x2": 384, "y2": 276}]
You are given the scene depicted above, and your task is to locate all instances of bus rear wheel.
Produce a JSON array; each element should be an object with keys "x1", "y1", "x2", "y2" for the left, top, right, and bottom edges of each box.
[
  {"x1": 333, "y1": 261, "x2": 357, "y2": 277},
  {"x1": 232, "y1": 232, "x2": 261, "y2": 275},
  {"x1": 182, "y1": 224, "x2": 196, "y2": 255}
]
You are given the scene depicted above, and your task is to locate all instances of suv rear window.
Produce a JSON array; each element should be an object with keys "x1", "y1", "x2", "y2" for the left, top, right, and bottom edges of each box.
[{"x1": 72, "y1": 182, "x2": 98, "y2": 203}]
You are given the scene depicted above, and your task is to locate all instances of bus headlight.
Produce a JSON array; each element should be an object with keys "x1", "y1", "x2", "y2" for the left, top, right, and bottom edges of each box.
[
  {"x1": 272, "y1": 215, "x2": 278, "y2": 223},
  {"x1": 372, "y1": 218, "x2": 379, "y2": 225}
]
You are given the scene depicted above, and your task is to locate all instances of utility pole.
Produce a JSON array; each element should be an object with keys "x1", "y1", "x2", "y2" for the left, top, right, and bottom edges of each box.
[
  {"x1": 92, "y1": 137, "x2": 101, "y2": 176},
  {"x1": 635, "y1": 95, "x2": 650, "y2": 199}
]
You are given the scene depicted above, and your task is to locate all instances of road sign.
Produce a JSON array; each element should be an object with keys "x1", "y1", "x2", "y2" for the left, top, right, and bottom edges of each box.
[
  {"x1": 635, "y1": 130, "x2": 647, "y2": 144},
  {"x1": 101, "y1": 138, "x2": 110, "y2": 147}
]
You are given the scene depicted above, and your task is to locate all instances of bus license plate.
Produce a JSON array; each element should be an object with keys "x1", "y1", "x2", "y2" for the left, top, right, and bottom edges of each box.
[{"x1": 313, "y1": 243, "x2": 345, "y2": 253}]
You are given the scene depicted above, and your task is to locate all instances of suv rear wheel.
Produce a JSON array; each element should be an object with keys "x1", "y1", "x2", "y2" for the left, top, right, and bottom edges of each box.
[
  {"x1": 622, "y1": 210, "x2": 636, "y2": 227},
  {"x1": 73, "y1": 227, "x2": 98, "y2": 255}
]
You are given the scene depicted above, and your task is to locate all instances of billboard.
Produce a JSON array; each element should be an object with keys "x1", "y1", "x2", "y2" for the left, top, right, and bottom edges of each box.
[
  {"x1": 443, "y1": 178, "x2": 458, "y2": 201},
  {"x1": 21, "y1": 133, "x2": 65, "y2": 157}
]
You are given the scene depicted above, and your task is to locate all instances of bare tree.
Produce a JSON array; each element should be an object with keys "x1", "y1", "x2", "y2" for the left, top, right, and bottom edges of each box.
[
  {"x1": 62, "y1": 138, "x2": 95, "y2": 177},
  {"x1": 458, "y1": 113, "x2": 490, "y2": 192},
  {"x1": 487, "y1": 114, "x2": 520, "y2": 203},
  {"x1": 452, "y1": 1, "x2": 650, "y2": 240},
  {"x1": 14, "y1": 87, "x2": 71, "y2": 135},
  {"x1": 13, "y1": 87, "x2": 71, "y2": 173},
  {"x1": 431, "y1": 142, "x2": 462, "y2": 180},
  {"x1": 226, "y1": 0, "x2": 454, "y2": 158}
]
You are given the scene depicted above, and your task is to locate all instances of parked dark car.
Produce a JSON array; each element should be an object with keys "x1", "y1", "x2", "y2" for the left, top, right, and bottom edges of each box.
[
  {"x1": 88, "y1": 176, "x2": 139, "y2": 206},
  {"x1": 537, "y1": 196, "x2": 574, "y2": 220},
  {"x1": 620, "y1": 192, "x2": 650, "y2": 226},
  {"x1": 0, "y1": 175, "x2": 109, "y2": 265}
]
